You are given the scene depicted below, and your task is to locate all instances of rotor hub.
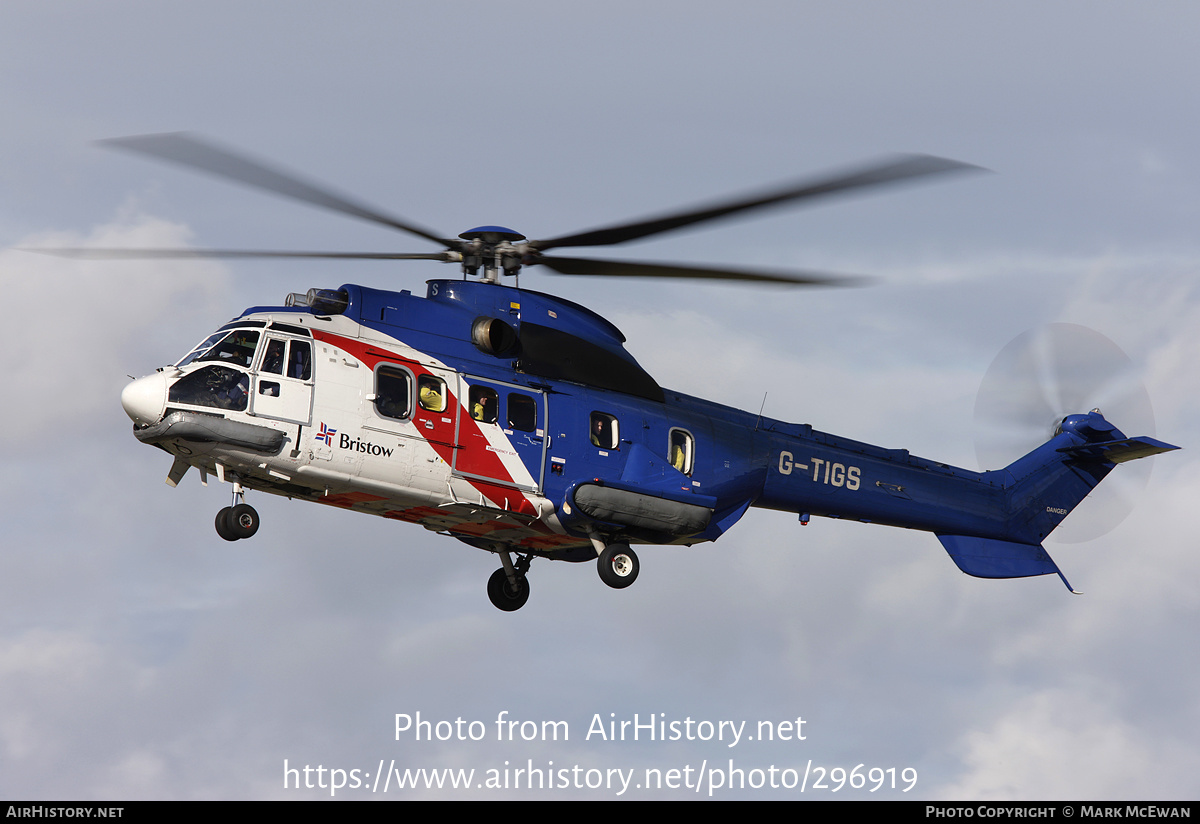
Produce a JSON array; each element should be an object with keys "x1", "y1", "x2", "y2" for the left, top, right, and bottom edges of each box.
[
  {"x1": 458, "y1": 226, "x2": 529, "y2": 283},
  {"x1": 458, "y1": 226, "x2": 526, "y2": 243}
]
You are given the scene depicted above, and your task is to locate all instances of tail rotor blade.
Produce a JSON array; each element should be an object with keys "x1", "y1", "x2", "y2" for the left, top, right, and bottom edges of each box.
[{"x1": 974, "y1": 323, "x2": 1155, "y2": 543}]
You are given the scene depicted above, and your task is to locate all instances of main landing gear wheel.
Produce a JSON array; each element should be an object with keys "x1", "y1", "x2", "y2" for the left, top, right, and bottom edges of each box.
[
  {"x1": 487, "y1": 568, "x2": 530, "y2": 612},
  {"x1": 597, "y1": 543, "x2": 639, "y2": 589},
  {"x1": 215, "y1": 503, "x2": 260, "y2": 541},
  {"x1": 215, "y1": 507, "x2": 239, "y2": 541}
]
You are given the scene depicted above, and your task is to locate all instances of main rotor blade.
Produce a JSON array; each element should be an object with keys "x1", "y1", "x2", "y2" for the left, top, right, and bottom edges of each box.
[
  {"x1": 535, "y1": 254, "x2": 867, "y2": 286},
  {"x1": 99, "y1": 133, "x2": 454, "y2": 248},
  {"x1": 26, "y1": 247, "x2": 456, "y2": 262},
  {"x1": 530, "y1": 155, "x2": 982, "y2": 251}
]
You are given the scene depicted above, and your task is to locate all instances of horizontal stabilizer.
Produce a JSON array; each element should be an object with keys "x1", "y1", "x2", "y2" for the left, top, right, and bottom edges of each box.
[
  {"x1": 937, "y1": 534, "x2": 1078, "y2": 592},
  {"x1": 1059, "y1": 436, "x2": 1179, "y2": 464}
]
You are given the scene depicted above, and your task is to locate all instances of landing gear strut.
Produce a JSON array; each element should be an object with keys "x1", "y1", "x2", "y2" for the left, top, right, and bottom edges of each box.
[
  {"x1": 487, "y1": 551, "x2": 532, "y2": 612},
  {"x1": 215, "y1": 482, "x2": 259, "y2": 541}
]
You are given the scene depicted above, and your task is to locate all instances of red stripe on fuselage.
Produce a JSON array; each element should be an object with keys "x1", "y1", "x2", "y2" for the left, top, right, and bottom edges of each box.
[{"x1": 311, "y1": 329, "x2": 538, "y2": 517}]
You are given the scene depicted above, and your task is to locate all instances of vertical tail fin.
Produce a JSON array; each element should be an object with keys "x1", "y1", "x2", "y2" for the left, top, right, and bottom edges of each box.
[{"x1": 937, "y1": 410, "x2": 1177, "y2": 592}]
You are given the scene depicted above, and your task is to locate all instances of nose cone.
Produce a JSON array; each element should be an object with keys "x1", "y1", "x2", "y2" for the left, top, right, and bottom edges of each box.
[{"x1": 121, "y1": 372, "x2": 167, "y2": 426}]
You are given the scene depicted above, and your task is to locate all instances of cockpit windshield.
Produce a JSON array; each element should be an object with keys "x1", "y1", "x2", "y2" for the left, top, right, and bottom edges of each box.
[
  {"x1": 176, "y1": 329, "x2": 261, "y2": 368},
  {"x1": 176, "y1": 332, "x2": 225, "y2": 367}
]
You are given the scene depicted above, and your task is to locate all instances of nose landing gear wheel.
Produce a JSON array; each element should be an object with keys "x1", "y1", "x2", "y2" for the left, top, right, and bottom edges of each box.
[
  {"x1": 487, "y1": 568, "x2": 530, "y2": 612},
  {"x1": 597, "y1": 543, "x2": 639, "y2": 589}
]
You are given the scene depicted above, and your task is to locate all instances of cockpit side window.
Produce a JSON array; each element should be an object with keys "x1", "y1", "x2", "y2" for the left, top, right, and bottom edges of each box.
[
  {"x1": 590, "y1": 412, "x2": 619, "y2": 449},
  {"x1": 261, "y1": 339, "x2": 286, "y2": 375},
  {"x1": 260, "y1": 337, "x2": 312, "y2": 381},
  {"x1": 287, "y1": 341, "x2": 312, "y2": 380}
]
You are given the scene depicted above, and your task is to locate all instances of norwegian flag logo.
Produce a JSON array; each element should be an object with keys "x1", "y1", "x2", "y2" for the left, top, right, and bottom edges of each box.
[{"x1": 316, "y1": 422, "x2": 337, "y2": 446}]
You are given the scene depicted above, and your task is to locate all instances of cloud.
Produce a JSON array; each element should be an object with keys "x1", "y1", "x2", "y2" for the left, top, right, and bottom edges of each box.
[
  {"x1": 935, "y1": 688, "x2": 1198, "y2": 800},
  {"x1": 2, "y1": 3, "x2": 1199, "y2": 800},
  {"x1": 0, "y1": 210, "x2": 230, "y2": 441}
]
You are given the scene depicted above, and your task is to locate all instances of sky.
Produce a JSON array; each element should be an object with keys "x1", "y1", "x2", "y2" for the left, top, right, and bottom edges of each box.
[{"x1": 0, "y1": 1, "x2": 1197, "y2": 800}]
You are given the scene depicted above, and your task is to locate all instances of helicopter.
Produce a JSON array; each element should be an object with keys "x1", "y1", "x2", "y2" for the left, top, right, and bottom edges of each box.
[{"x1": 66, "y1": 134, "x2": 1177, "y2": 611}]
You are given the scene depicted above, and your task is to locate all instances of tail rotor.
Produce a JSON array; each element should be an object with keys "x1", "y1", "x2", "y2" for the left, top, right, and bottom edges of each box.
[{"x1": 974, "y1": 323, "x2": 1156, "y2": 543}]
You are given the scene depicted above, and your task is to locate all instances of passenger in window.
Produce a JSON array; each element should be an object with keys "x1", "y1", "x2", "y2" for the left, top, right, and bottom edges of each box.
[
  {"x1": 375, "y1": 368, "x2": 411, "y2": 419},
  {"x1": 418, "y1": 376, "x2": 445, "y2": 412},
  {"x1": 670, "y1": 430, "x2": 690, "y2": 473},
  {"x1": 472, "y1": 394, "x2": 494, "y2": 423},
  {"x1": 469, "y1": 387, "x2": 498, "y2": 423},
  {"x1": 590, "y1": 414, "x2": 616, "y2": 448},
  {"x1": 669, "y1": 430, "x2": 693, "y2": 474}
]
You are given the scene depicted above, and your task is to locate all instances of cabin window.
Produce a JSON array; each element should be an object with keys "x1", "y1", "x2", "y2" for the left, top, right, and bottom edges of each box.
[
  {"x1": 669, "y1": 428, "x2": 695, "y2": 475},
  {"x1": 470, "y1": 386, "x2": 498, "y2": 423},
  {"x1": 375, "y1": 366, "x2": 412, "y2": 420},
  {"x1": 417, "y1": 375, "x2": 447, "y2": 413},
  {"x1": 168, "y1": 365, "x2": 249, "y2": 412},
  {"x1": 508, "y1": 394, "x2": 537, "y2": 432},
  {"x1": 590, "y1": 412, "x2": 619, "y2": 449}
]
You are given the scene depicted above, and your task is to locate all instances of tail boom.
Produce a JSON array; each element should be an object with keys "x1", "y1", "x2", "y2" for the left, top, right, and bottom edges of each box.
[{"x1": 756, "y1": 410, "x2": 1177, "y2": 592}]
